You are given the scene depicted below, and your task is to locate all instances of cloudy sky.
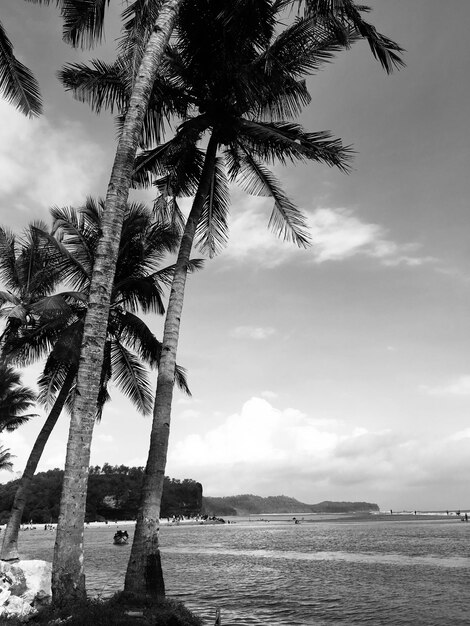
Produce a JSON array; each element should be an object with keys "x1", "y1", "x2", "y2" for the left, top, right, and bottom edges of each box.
[{"x1": 1, "y1": 1, "x2": 470, "y2": 511}]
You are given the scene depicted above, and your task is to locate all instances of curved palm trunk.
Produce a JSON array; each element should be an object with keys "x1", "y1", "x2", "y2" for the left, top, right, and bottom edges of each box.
[
  {"x1": 124, "y1": 133, "x2": 219, "y2": 598},
  {"x1": 51, "y1": 0, "x2": 183, "y2": 605},
  {"x1": 1, "y1": 369, "x2": 75, "y2": 562}
]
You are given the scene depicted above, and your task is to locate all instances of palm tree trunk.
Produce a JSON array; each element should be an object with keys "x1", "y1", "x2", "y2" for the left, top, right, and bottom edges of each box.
[
  {"x1": 0, "y1": 370, "x2": 75, "y2": 562},
  {"x1": 124, "y1": 133, "x2": 219, "y2": 598},
  {"x1": 51, "y1": 0, "x2": 183, "y2": 605}
]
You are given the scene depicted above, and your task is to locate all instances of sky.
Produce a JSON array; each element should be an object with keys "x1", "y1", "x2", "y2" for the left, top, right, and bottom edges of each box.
[{"x1": 1, "y1": 1, "x2": 470, "y2": 511}]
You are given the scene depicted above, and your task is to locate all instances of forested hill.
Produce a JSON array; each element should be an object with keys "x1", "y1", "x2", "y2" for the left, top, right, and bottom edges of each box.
[
  {"x1": 0, "y1": 466, "x2": 202, "y2": 524},
  {"x1": 203, "y1": 494, "x2": 379, "y2": 516},
  {"x1": 0, "y1": 467, "x2": 378, "y2": 523}
]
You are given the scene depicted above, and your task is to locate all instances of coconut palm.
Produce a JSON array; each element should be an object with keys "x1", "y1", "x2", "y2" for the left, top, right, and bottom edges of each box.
[
  {"x1": 51, "y1": 0, "x2": 186, "y2": 603},
  {"x1": 53, "y1": 0, "x2": 403, "y2": 602},
  {"x1": 60, "y1": 0, "x2": 403, "y2": 598},
  {"x1": 124, "y1": 0, "x2": 354, "y2": 597},
  {"x1": 0, "y1": 200, "x2": 193, "y2": 561}
]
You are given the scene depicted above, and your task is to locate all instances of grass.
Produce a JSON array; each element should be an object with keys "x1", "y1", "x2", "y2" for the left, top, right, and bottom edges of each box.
[{"x1": 2, "y1": 593, "x2": 204, "y2": 625}]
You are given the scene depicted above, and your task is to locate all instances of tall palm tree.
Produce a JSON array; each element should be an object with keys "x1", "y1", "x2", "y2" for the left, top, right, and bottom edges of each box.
[
  {"x1": 53, "y1": 0, "x2": 403, "y2": 603},
  {"x1": 51, "y1": 0, "x2": 186, "y2": 603},
  {"x1": 124, "y1": 0, "x2": 354, "y2": 597},
  {"x1": 0, "y1": 200, "x2": 192, "y2": 561},
  {"x1": 61, "y1": 0, "x2": 403, "y2": 599}
]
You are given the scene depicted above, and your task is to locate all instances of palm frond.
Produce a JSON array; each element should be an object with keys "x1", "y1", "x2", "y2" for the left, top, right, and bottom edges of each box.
[
  {"x1": 229, "y1": 147, "x2": 310, "y2": 247},
  {"x1": 60, "y1": 0, "x2": 111, "y2": 49},
  {"x1": 300, "y1": 0, "x2": 405, "y2": 74},
  {"x1": 0, "y1": 20, "x2": 42, "y2": 116},
  {"x1": 110, "y1": 341, "x2": 154, "y2": 415},
  {"x1": 118, "y1": 0, "x2": 163, "y2": 82},
  {"x1": 236, "y1": 119, "x2": 352, "y2": 171},
  {"x1": 0, "y1": 227, "x2": 20, "y2": 291},
  {"x1": 195, "y1": 158, "x2": 230, "y2": 257},
  {"x1": 0, "y1": 446, "x2": 14, "y2": 472},
  {"x1": 132, "y1": 126, "x2": 206, "y2": 193},
  {"x1": 175, "y1": 364, "x2": 191, "y2": 396},
  {"x1": 58, "y1": 58, "x2": 128, "y2": 114}
]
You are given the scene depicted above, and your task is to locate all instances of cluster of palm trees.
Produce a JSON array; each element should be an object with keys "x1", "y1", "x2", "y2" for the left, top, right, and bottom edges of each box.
[{"x1": 0, "y1": 0, "x2": 403, "y2": 609}]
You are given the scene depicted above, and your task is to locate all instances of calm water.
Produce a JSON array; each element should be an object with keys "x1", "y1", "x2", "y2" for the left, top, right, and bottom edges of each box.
[{"x1": 16, "y1": 516, "x2": 470, "y2": 625}]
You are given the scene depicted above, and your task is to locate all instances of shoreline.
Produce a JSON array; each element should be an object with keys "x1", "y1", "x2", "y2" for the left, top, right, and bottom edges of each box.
[{"x1": 7, "y1": 510, "x2": 467, "y2": 532}]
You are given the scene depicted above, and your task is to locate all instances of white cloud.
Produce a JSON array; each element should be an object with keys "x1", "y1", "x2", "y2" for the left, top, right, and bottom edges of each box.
[
  {"x1": 421, "y1": 375, "x2": 470, "y2": 396},
  {"x1": 0, "y1": 102, "x2": 106, "y2": 223},
  {"x1": 224, "y1": 202, "x2": 431, "y2": 268},
  {"x1": 230, "y1": 325, "x2": 276, "y2": 340},
  {"x1": 309, "y1": 208, "x2": 432, "y2": 265},
  {"x1": 167, "y1": 397, "x2": 470, "y2": 507},
  {"x1": 260, "y1": 390, "x2": 278, "y2": 400}
]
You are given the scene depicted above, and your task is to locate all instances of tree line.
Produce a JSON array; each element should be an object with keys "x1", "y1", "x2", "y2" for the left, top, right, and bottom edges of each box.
[
  {"x1": 0, "y1": 0, "x2": 403, "y2": 610},
  {"x1": 0, "y1": 468, "x2": 202, "y2": 524}
]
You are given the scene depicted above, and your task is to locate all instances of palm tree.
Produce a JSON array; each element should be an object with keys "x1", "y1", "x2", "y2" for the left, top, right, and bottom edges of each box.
[
  {"x1": 0, "y1": 200, "x2": 192, "y2": 561},
  {"x1": 123, "y1": 0, "x2": 355, "y2": 597},
  {"x1": 51, "y1": 0, "x2": 187, "y2": 603},
  {"x1": 60, "y1": 0, "x2": 403, "y2": 599},
  {"x1": 53, "y1": 0, "x2": 403, "y2": 603}
]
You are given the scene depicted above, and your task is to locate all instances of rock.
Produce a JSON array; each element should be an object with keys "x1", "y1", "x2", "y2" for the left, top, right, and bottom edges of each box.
[
  {"x1": 0, "y1": 559, "x2": 51, "y2": 620},
  {"x1": 1, "y1": 594, "x2": 34, "y2": 619}
]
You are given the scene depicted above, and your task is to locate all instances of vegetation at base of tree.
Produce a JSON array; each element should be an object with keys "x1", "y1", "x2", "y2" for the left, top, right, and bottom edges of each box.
[
  {"x1": 0, "y1": 468, "x2": 202, "y2": 524},
  {"x1": 203, "y1": 494, "x2": 379, "y2": 517},
  {"x1": 2, "y1": 594, "x2": 203, "y2": 626}
]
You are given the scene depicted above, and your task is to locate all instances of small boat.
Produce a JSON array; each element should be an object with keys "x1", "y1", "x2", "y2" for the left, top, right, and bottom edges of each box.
[{"x1": 113, "y1": 532, "x2": 129, "y2": 545}]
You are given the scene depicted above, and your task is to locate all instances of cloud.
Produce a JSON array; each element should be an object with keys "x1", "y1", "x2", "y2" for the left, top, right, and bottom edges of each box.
[
  {"x1": 260, "y1": 390, "x2": 278, "y2": 400},
  {"x1": 421, "y1": 376, "x2": 470, "y2": 396},
  {"x1": 229, "y1": 326, "x2": 276, "y2": 340},
  {"x1": 0, "y1": 102, "x2": 106, "y2": 224},
  {"x1": 224, "y1": 202, "x2": 431, "y2": 268},
  {"x1": 167, "y1": 397, "x2": 470, "y2": 506}
]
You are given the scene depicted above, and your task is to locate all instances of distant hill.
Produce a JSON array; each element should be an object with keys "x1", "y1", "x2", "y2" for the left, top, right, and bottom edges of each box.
[
  {"x1": 0, "y1": 466, "x2": 378, "y2": 523},
  {"x1": 202, "y1": 494, "x2": 379, "y2": 516}
]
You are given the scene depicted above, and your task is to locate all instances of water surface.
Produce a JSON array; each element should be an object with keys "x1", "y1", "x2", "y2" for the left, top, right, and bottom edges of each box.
[{"x1": 17, "y1": 517, "x2": 470, "y2": 625}]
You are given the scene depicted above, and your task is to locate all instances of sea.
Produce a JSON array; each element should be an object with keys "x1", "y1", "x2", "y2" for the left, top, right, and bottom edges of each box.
[{"x1": 15, "y1": 513, "x2": 470, "y2": 625}]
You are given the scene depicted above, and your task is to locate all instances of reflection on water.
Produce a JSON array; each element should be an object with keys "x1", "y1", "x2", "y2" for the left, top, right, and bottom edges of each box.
[{"x1": 16, "y1": 518, "x2": 470, "y2": 625}]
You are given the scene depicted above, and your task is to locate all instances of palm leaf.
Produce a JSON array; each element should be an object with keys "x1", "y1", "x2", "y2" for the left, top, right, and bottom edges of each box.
[
  {"x1": 195, "y1": 157, "x2": 230, "y2": 257},
  {"x1": 228, "y1": 147, "x2": 310, "y2": 247},
  {"x1": 299, "y1": 0, "x2": 405, "y2": 74},
  {"x1": 0, "y1": 227, "x2": 20, "y2": 291},
  {"x1": 60, "y1": 0, "x2": 111, "y2": 49},
  {"x1": 236, "y1": 119, "x2": 352, "y2": 171},
  {"x1": 110, "y1": 341, "x2": 154, "y2": 415},
  {"x1": 0, "y1": 446, "x2": 13, "y2": 472},
  {"x1": 58, "y1": 58, "x2": 128, "y2": 114},
  {"x1": 0, "y1": 21, "x2": 42, "y2": 116}
]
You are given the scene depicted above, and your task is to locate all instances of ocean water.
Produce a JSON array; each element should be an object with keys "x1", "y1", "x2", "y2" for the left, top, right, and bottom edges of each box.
[{"x1": 16, "y1": 516, "x2": 470, "y2": 625}]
